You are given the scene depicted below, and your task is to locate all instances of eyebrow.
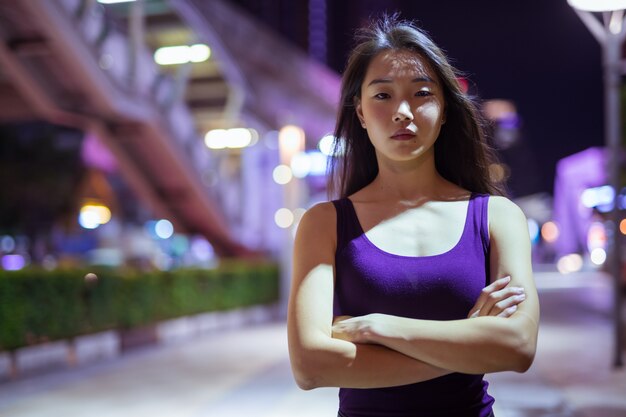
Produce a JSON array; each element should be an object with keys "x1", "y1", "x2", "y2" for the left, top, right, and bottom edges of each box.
[{"x1": 367, "y1": 76, "x2": 435, "y2": 87}]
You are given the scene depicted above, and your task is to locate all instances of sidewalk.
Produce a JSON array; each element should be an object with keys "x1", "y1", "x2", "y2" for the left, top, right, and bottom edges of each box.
[
  {"x1": 0, "y1": 271, "x2": 624, "y2": 417},
  {"x1": 489, "y1": 271, "x2": 626, "y2": 417}
]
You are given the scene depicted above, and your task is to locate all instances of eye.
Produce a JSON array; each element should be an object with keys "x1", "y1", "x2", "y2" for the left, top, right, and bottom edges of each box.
[
  {"x1": 415, "y1": 90, "x2": 432, "y2": 97},
  {"x1": 373, "y1": 92, "x2": 390, "y2": 100}
]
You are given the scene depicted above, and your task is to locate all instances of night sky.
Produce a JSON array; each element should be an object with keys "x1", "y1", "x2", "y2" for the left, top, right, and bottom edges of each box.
[{"x1": 234, "y1": 0, "x2": 605, "y2": 197}]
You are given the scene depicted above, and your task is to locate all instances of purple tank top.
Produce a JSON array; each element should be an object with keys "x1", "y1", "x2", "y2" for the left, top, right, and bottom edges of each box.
[{"x1": 332, "y1": 193, "x2": 495, "y2": 417}]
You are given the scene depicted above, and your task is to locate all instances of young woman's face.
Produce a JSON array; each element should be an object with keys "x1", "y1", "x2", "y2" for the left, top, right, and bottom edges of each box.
[{"x1": 356, "y1": 49, "x2": 446, "y2": 165}]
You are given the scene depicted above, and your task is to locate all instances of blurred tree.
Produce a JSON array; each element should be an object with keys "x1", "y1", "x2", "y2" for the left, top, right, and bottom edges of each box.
[{"x1": 0, "y1": 122, "x2": 86, "y2": 262}]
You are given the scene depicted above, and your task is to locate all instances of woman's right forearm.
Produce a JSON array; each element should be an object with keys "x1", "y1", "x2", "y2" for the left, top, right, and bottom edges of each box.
[{"x1": 290, "y1": 335, "x2": 450, "y2": 390}]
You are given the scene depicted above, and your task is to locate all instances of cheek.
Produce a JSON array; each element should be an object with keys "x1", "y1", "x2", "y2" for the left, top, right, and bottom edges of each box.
[
  {"x1": 416, "y1": 102, "x2": 443, "y2": 123},
  {"x1": 363, "y1": 105, "x2": 383, "y2": 122}
]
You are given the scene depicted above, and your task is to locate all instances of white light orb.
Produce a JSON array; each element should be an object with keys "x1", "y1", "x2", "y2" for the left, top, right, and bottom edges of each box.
[
  {"x1": 590, "y1": 248, "x2": 607, "y2": 265},
  {"x1": 290, "y1": 152, "x2": 312, "y2": 178},
  {"x1": 155, "y1": 219, "x2": 174, "y2": 239},
  {"x1": 556, "y1": 253, "x2": 583, "y2": 274},
  {"x1": 274, "y1": 208, "x2": 294, "y2": 228},
  {"x1": 273, "y1": 165, "x2": 293, "y2": 185}
]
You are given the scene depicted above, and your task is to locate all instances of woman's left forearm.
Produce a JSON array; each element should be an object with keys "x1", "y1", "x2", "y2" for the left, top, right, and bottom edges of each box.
[{"x1": 336, "y1": 313, "x2": 537, "y2": 374}]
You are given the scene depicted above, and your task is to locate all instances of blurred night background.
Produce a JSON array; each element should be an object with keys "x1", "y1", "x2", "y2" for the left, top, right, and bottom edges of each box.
[{"x1": 0, "y1": 1, "x2": 623, "y2": 416}]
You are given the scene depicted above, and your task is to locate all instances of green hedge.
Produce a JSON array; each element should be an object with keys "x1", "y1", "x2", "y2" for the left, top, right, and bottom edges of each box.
[{"x1": 0, "y1": 262, "x2": 279, "y2": 351}]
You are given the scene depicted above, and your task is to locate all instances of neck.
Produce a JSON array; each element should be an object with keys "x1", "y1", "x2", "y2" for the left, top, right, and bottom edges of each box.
[{"x1": 369, "y1": 150, "x2": 449, "y2": 202}]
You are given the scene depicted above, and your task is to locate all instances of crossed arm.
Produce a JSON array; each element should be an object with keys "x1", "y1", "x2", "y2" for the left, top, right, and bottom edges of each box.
[{"x1": 287, "y1": 197, "x2": 539, "y2": 390}]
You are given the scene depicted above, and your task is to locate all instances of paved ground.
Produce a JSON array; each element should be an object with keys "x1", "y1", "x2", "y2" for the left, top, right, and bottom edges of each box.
[{"x1": 0, "y1": 270, "x2": 625, "y2": 417}]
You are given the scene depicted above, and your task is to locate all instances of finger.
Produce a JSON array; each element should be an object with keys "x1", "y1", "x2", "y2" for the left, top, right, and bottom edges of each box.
[
  {"x1": 489, "y1": 293, "x2": 526, "y2": 317},
  {"x1": 497, "y1": 305, "x2": 518, "y2": 318},
  {"x1": 468, "y1": 275, "x2": 511, "y2": 318},
  {"x1": 479, "y1": 287, "x2": 525, "y2": 317}
]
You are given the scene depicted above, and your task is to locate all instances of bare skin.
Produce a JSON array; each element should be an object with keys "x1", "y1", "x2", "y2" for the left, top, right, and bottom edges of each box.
[{"x1": 287, "y1": 49, "x2": 538, "y2": 389}]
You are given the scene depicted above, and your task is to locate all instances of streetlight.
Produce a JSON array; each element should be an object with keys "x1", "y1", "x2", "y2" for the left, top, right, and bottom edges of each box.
[{"x1": 568, "y1": 0, "x2": 626, "y2": 367}]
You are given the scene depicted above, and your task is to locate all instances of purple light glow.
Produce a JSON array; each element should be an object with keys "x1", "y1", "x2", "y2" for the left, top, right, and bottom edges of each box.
[
  {"x1": 553, "y1": 147, "x2": 607, "y2": 256},
  {"x1": 2, "y1": 254, "x2": 26, "y2": 270},
  {"x1": 81, "y1": 133, "x2": 117, "y2": 173}
]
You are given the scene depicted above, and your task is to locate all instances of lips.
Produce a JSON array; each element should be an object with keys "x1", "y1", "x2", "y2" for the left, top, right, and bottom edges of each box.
[{"x1": 390, "y1": 128, "x2": 416, "y2": 140}]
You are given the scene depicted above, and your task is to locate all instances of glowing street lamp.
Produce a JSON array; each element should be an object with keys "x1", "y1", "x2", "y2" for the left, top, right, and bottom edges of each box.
[
  {"x1": 568, "y1": 0, "x2": 626, "y2": 12},
  {"x1": 568, "y1": 0, "x2": 626, "y2": 367}
]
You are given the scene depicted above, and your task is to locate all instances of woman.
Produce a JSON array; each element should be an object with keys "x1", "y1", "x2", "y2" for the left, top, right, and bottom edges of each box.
[{"x1": 287, "y1": 14, "x2": 539, "y2": 417}]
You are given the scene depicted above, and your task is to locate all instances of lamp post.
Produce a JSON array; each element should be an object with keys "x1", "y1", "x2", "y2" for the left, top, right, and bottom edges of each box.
[{"x1": 568, "y1": 0, "x2": 626, "y2": 367}]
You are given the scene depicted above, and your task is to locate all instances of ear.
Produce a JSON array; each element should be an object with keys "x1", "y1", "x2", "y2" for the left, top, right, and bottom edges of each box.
[{"x1": 355, "y1": 97, "x2": 365, "y2": 126}]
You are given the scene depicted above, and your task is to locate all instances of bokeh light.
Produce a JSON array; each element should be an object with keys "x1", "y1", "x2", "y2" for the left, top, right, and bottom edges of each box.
[
  {"x1": 291, "y1": 152, "x2": 312, "y2": 178},
  {"x1": 273, "y1": 165, "x2": 293, "y2": 185},
  {"x1": 274, "y1": 208, "x2": 294, "y2": 228},
  {"x1": 278, "y1": 125, "x2": 305, "y2": 164},
  {"x1": 541, "y1": 221, "x2": 559, "y2": 243},
  {"x1": 191, "y1": 237, "x2": 214, "y2": 262},
  {"x1": 79, "y1": 204, "x2": 112, "y2": 230},
  {"x1": 155, "y1": 219, "x2": 174, "y2": 239},
  {"x1": 154, "y1": 44, "x2": 211, "y2": 65},
  {"x1": 318, "y1": 134, "x2": 345, "y2": 157},
  {"x1": 2, "y1": 254, "x2": 26, "y2": 270},
  {"x1": 590, "y1": 248, "x2": 607, "y2": 265},
  {"x1": 556, "y1": 253, "x2": 583, "y2": 274},
  {"x1": 581, "y1": 185, "x2": 614, "y2": 208},
  {"x1": 586, "y1": 222, "x2": 607, "y2": 252},
  {"x1": 527, "y1": 219, "x2": 540, "y2": 244},
  {"x1": 205, "y1": 128, "x2": 256, "y2": 149},
  {"x1": 0, "y1": 235, "x2": 15, "y2": 253}
]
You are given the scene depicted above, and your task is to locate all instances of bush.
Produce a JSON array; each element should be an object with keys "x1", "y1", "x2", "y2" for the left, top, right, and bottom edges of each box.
[{"x1": 0, "y1": 262, "x2": 280, "y2": 351}]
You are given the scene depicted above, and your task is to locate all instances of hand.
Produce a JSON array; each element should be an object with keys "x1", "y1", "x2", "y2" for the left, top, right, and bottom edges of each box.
[
  {"x1": 333, "y1": 315, "x2": 353, "y2": 325},
  {"x1": 332, "y1": 314, "x2": 382, "y2": 344},
  {"x1": 467, "y1": 275, "x2": 526, "y2": 319}
]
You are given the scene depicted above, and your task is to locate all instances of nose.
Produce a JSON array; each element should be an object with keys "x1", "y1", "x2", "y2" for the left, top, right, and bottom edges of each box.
[{"x1": 393, "y1": 100, "x2": 413, "y2": 123}]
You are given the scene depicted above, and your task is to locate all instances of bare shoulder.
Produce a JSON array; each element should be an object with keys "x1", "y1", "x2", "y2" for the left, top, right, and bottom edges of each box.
[
  {"x1": 299, "y1": 201, "x2": 336, "y2": 233},
  {"x1": 487, "y1": 195, "x2": 528, "y2": 235},
  {"x1": 295, "y1": 201, "x2": 337, "y2": 253},
  {"x1": 293, "y1": 202, "x2": 337, "y2": 276}
]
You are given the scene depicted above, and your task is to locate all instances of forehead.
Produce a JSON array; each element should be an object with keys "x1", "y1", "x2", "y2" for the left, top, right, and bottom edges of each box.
[{"x1": 364, "y1": 49, "x2": 437, "y2": 84}]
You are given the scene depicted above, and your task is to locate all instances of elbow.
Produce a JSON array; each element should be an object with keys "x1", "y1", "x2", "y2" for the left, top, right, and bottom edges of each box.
[
  {"x1": 292, "y1": 361, "x2": 323, "y2": 391},
  {"x1": 289, "y1": 352, "x2": 325, "y2": 390},
  {"x1": 511, "y1": 332, "x2": 537, "y2": 373},
  {"x1": 513, "y1": 346, "x2": 536, "y2": 373},
  {"x1": 293, "y1": 371, "x2": 319, "y2": 391}
]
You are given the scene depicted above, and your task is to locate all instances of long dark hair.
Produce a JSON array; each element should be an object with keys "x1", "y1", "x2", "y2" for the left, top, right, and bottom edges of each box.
[{"x1": 327, "y1": 14, "x2": 506, "y2": 198}]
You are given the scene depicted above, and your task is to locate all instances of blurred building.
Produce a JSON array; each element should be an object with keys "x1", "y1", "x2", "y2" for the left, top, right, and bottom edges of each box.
[{"x1": 0, "y1": 0, "x2": 338, "y2": 269}]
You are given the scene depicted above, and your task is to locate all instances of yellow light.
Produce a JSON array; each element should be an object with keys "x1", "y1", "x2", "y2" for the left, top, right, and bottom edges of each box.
[
  {"x1": 556, "y1": 253, "x2": 583, "y2": 274},
  {"x1": 154, "y1": 44, "x2": 211, "y2": 66},
  {"x1": 228, "y1": 128, "x2": 252, "y2": 149},
  {"x1": 205, "y1": 129, "x2": 227, "y2": 149},
  {"x1": 587, "y1": 222, "x2": 606, "y2": 251},
  {"x1": 278, "y1": 125, "x2": 305, "y2": 164},
  {"x1": 541, "y1": 221, "x2": 559, "y2": 243},
  {"x1": 620, "y1": 219, "x2": 626, "y2": 235},
  {"x1": 273, "y1": 165, "x2": 293, "y2": 185},
  {"x1": 274, "y1": 208, "x2": 294, "y2": 228},
  {"x1": 79, "y1": 204, "x2": 111, "y2": 229},
  {"x1": 204, "y1": 128, "x2": 257, "y2": 149},
  {"x1": 189, "y1": 44, "x2": 211, "y2": 62}
]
